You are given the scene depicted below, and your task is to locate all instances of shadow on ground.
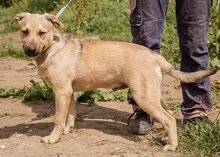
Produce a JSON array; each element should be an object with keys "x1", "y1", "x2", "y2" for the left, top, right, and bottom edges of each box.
[{"x1": 0, "y1": 101, "x2": 140, "y2": 142}]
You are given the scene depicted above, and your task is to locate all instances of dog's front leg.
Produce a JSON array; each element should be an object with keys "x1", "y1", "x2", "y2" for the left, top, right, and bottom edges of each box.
[
  {"x1": 41, "y1": 88, "x2": 72, "y2": 144},
  {"x1": 63, "y1": 96, "x2": 76, "y2": 134}
]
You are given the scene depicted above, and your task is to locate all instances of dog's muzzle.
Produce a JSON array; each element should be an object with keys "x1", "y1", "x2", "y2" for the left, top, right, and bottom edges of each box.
[{"x1": 23, "y1": 46, "x2": 39, "y2": 57}]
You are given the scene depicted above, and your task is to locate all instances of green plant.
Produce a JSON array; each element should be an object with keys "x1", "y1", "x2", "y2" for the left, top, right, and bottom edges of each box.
[
  {"x1": 0, "y1": 87, "x2": 26, "y2": 99},
  {"x1": 0, "y1": 80, "x2": 127, "y2": 104},
  {"x1": 209, "y1": 3, "x2": 220, "y2": 69},
  {"x1": 0, "y1": 79, "x2": 55, "y2": 102},
  {"x1": 149, "y1": 120, "x2": 220, "y2": 157},
  {"x1": 24, "y1": 80, "x2": 55, "y2": 101},
  {"x1": 1, "y1": 0, "x2": 218, "y2": 63},
  {"x1": 58, "y1": 0, "x2": 130, "y2": 41},
  {"x1": 161, "y1": 1, "x2": 180, "y2": 68},
  {"x1": 0, "y1": 0, "x2": 62, "y2": 33},
  {"x1": 76, "y1": 89, "x2": 127, "y2": 104},
  {"x1": 0, "y1": 47, "x2": 25, "y2": 58},
  {"x1": 178, "y1": 121, "x2": 220, "y2": 157},
  {"x1": 71, "y1": 0, "x2": 90, "y2": 35},
  {"x1": 0, "y1": 0, "x2": 22, "y2": 7}
]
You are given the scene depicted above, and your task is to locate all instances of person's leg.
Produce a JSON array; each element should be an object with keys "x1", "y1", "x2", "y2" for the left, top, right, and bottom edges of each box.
[
  {"x1": 176, "y1": 0, "x2": 212, "y2": 119},
  {"x1": 130, "y1": 0, "x2": 168, "y2": 52},
  {"x1": 128, "y1": 0, "x2": 169, "y2": 134}
]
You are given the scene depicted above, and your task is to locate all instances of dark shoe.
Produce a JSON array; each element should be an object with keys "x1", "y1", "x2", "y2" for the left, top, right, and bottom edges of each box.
[{"x1": 127, "y1": 108, "x2": 154, "y2": 135}]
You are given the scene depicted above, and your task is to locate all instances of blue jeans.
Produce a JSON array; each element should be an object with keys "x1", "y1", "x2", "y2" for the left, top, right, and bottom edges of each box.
[{"x1": 129, "y1": 0, "x2": 212, "y2": 115}]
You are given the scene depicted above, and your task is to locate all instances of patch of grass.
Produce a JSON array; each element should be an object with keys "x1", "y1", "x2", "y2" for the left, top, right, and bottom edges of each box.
[
  {"x1": 0, "y1": 0, "x2": 130, "y2": 58},
  {"x1": 150, "y1": 120, "x2": 220, "y2": 157},
  {"x1": 217, "y1": 3, "x2": 220, "y2": 44},
  {"x1": 0, "y1": 79, "x2": 127, "y2": 104},
  {"x1": 0, "y1": 47, "x2": 25, "y2": 59},
  {"x1": 55, "y1": 0, "x2": 130, "y2": 41},
  {"x1": 209, "y1": 3, "x2": 220, "y2": 69},
  {"x1": 0, "y1": 0, "x2": 61, "y2": 33},
  {"x1": 167, "y1": 102, "x2": 180, "y2": 111},
  {"x1": 0, "y1": 79, "x2": 55, "y2": 102},
  {"x1": 211, "y1": 80, "x2": 220, "y2": 92},
  {"x1": 24, "y1": 80, "x2": 55, "y2": 102},
  {"x1": 161, "y1": 1, "x2": 180, "y2": 68},
  {"x1": 0, "y1": 0, "x2": 130, "y2": 41},
  {"x1": 178, "y1": 121, "x2": 220, "y2": 157},
  {"x1": 0, "y1": 0, "x2": 219, "y2": 64},
  {"x1": 76, "y1": 89, "x2": 127, "y2": 104},
  {"x1": 149, "y1": 131, "x2": 167, "y2": 148},
  {"x1": 0, "y1": 87, "x2": 26, "y2": 99},
  {"x1": 0, "y1": 31, "x2": 26, "y2": 58}
]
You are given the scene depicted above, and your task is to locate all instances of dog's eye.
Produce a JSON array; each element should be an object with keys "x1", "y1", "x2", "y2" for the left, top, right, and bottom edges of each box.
[
  {"x1": 21, "y1": 30, "x2": 28, "y2": 35},
  {"x1": 39, "y1": 31, "x2": 47, "y2": 37}
]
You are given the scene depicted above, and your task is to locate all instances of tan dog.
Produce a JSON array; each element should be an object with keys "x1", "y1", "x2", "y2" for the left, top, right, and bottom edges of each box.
[{"x1": 14, "y1": 12, "x2": 218, "y2": 151}]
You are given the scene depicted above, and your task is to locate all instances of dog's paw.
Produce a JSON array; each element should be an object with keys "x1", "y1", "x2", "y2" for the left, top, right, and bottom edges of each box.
[
  {"x1": 63, "y1": 126, "x2": 71, "y2": 135},
  {"x1": 163, "y1": 144, "x2": 177, "y2": 151},
  {"x1": 41, "y1": 135, "x2": 60, "y2": 144}
]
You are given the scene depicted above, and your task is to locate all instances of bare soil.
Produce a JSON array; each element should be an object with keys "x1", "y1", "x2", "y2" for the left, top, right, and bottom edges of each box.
[{"x1": 0, "y1": 57, "x2": 219, "y2": 157}]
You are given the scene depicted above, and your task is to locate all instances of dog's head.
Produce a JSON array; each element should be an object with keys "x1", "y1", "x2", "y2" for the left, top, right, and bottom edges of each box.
[{"x1": 14, "y1": 13, "x2": 64, "y2": 57}]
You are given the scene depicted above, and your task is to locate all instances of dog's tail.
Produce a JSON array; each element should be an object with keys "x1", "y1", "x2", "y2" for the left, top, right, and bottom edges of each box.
[{"x1": 155, "y1": 53, "x2": 218, "y2": 83}]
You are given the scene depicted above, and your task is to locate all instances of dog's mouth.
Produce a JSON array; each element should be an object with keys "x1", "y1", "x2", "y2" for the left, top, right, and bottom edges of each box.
[{"x1": 23, "y1": 46, "x2": 39, "y2": 57}]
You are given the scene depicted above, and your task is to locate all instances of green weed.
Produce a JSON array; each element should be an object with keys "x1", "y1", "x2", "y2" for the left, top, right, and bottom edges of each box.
[
  {"x1": 167, "y1": 102, "x2": 180, "y2": 111},
  {"x1": 0, "y1": 0, "x2": 130, "y2": 41},
  {"x1": 0, "y1": 0, "x2": 61, "y2": 33},
  {"x1": 0, "y1": 87, "x2": 26, "y2": 99},
  {"x1": 0, "y1": 80, "x2": 54, "y2": 102},
  {"x1": 150, "y1": 120, "x2": 220, "y2": 157},
  {"x1": 217, "y1": 3, "x2": 220, "y2": 44},
  {"x1": 161, "y1": 1, "x2": 180, "y2": 68},
  {"x1": 0, "y1": 46, "x2": 25, "y2": 58},
  {"x1": 76, "y1": 89, "x2": 127, "y2": 104},
  {"x1": 0, "y1": 0, "x2": 219, "y2": 65},
  {"x1": 56, "y1": 0, "x2": 130, "y2": 41},
  {"x1": 178, "y1": 121, "x2": 220, "y2": 157},
  {"x1": 0, "y1": 80, "x2": 127, "y2": 103}
]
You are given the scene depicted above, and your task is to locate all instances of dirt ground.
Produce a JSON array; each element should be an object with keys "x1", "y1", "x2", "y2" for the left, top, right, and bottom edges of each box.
[{"x1": 0, "y1": 57, "x2": 219, "y2": 157}]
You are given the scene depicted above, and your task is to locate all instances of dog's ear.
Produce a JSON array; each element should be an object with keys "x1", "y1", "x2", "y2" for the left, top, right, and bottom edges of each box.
[
  {"x1": 44, "y1": 13, "x2": 64, "y2": 29},
  {"x1": 14, "y1": 12, "x2": 29, "y2": 24}
]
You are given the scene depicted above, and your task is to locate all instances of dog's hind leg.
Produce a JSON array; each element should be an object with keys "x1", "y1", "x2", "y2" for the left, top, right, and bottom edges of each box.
[
  {"x1": 129, "y1": 75, "x2": 178, "y2": 151},
  {"x1": 63, "y1": 95, "x2": 77, "y2": 134}
]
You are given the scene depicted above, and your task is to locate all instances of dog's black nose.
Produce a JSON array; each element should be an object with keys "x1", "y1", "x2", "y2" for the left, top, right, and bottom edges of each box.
[
  {"x1": 23, "y1": 46, "x2": 38, "y2": 57},
  {"x1": 27, "y1": 47, "x2": 37, "y2": 53}
]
